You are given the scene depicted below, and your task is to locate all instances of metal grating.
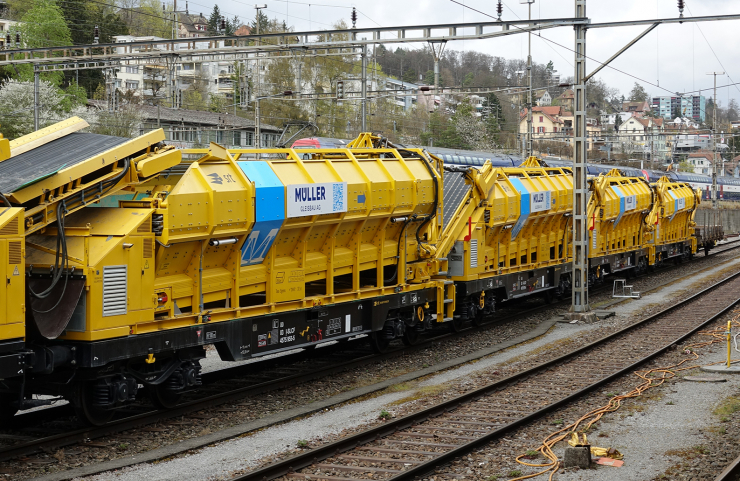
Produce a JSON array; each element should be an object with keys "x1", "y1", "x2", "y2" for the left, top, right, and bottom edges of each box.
[
  {"x1": 103, "y1": 265, "x2": 127, "y2": 317},
  {"x1": 0, "y1": 133, "x2": 128, "y2": 194},
  {"x1": 8, "y1": 241, "x2": 21, "y2": 265},
  {"x1": 137, "y1": 220, "x2": 151, "y2": 233},
  {"x1": 0, "y1": 218, "x2": 18, "y2": 236},
  {"x1": 442, "y1": 172, "x2": 472, "y2": 230},
  {"x1": 470, "y1": 239, "x2": 478, "y2": 268},
  {"x1": 143, "y1": 238, "x2": 153, "y2": 258}
]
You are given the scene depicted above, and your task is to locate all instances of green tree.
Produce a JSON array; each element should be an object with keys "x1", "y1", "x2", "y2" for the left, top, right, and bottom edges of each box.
[
  {"x1": 250, "y1": 9, "x2": 270, "y2": 37},
  {"x1": 402, "y1": 69, "x2": 418, "y2": 84},
  {"x1": 60, "y1": 0, "x2": 129, "y2": 96},
  {"x1": 207, "y1": 5, "x2": 222, "y2": 35},
  {"x1": 4, "y1": 0, "x2": 72, "y2": 85},
  {"x1": 628, "y1": 82, "x2": 649, "y2": 102}
]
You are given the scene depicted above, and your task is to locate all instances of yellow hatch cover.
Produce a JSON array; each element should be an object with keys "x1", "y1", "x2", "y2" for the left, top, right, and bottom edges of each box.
[{"x1": 63, "y1": 208, "x2": 154, "y2": 236}]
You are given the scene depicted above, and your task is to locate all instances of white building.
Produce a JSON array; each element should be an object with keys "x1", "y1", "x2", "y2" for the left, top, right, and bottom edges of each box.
[{"x1": 0, "y1": 19, "x2": 17, "y2": 49}]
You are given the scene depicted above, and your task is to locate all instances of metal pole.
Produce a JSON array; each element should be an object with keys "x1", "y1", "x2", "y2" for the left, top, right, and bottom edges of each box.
[
  {"x1": 255, "y1": 6, "x2": 263, "y2": 148},
  {"x1": 361, "y1": 44, "x2": 367, "y2": 131},
  {"x1": 708, "y1": 71, "x2": 724, "y2": 208},
  {"x1": 569, "y1": 0, "x2": 594, "y2": 321},
  {"x1": 526, "y1": 2, "x2": 533, "y2": 158},
  {"x1": 34, "y1": 67, "x2": 40, "y2": 131}
]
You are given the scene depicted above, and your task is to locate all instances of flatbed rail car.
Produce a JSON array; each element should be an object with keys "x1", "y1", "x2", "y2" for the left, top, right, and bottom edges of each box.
[
  {"x1": 694, "y1": 209, "x2": 724, "y2": 254},
  {"x1": 10, "y1": 132, "x2": 453, "y2": 424}
]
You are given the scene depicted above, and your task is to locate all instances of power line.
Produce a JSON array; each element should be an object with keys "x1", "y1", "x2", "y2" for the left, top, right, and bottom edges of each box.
[
  {"x1": 449, "y1": 0, "x2": 676, "y2": 96},
  {"x1": 685, "y1": 5, "x2": 740, "y2": 100}
]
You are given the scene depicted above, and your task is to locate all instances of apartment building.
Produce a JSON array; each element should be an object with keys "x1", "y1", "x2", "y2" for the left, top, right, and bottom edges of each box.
[{"x1": 651, "y1": 95, "x2": 706, "y2": 123}]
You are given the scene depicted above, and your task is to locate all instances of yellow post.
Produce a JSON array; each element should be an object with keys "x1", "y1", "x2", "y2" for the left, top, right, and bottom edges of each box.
[{"x1": 728, "y1": 321, "x2": 733, "y2": 368}]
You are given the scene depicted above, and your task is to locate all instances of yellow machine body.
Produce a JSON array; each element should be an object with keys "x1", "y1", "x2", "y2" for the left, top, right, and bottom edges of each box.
[
  {"x1": 587, "y1": 170, "x2": 652, "y2": 261},
  {"x1": 441, "y1": 157, "x2": 573, "y2": 281},
  {"x1": 28, "y1": 139, "x2": 444, "y2": 341},
  {"x1": 645, "y1": 177, "x2": 700, "y2": 261},
  {"x1": 0, "y1": 208, "x2": 26, "y2": 342}
]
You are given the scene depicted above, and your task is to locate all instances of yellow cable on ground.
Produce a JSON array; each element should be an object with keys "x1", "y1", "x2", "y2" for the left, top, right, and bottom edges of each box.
[{"x1": 507, "y1": 312, "x2": 740, "y2": 481}]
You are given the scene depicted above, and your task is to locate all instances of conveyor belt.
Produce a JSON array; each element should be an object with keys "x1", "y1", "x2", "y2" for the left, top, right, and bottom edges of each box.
[
  {"x1": 442, "y1": 171, "x2": 471, "y2": 229},
  {"x1": 0, "y1": 133, "x2": 128, "y2": 194}
]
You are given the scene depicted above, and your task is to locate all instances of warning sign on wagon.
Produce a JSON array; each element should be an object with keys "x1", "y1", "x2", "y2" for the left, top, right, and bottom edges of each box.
[{"x1": 287, "y1": 182, "x2": 347, "y2": 218}]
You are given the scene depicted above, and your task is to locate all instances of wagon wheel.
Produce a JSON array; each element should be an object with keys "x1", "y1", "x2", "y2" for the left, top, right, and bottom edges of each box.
[
  {"x1": 74, "y1": 381, "x2": 115, "y2": 426},
  {"x1": 0, "y1": 393, "x2": 17, "y2": 424},
  {"x1": 449, "y1": 316, "x2": 465, "y2": 333},
  {"x1": 149, "y1": 384, "x2": 183, "y2": 410},
  {"x1": 369, "y1": 332, "x2": 391, "y2": 354}
]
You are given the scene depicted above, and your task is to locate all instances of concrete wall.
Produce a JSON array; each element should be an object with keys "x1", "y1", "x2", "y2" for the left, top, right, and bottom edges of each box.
[{"x1": 695, "y1": 208, "x2": 740, "y2": 235}]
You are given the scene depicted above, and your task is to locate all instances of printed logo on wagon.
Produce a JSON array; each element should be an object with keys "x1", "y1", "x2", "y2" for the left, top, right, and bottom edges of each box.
[{"x1": 286, "y1": 182, "x2": 347, "y2": 218}]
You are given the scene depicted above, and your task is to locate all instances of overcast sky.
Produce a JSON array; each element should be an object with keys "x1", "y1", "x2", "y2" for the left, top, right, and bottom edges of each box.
[{"x1": 200, "y1": 0, "x2": 739, "y2": 106}]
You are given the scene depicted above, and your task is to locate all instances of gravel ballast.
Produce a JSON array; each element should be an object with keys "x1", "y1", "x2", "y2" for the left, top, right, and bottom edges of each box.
[{"x1": 61, "y1": 255, "x2": 740, "y2": 481}]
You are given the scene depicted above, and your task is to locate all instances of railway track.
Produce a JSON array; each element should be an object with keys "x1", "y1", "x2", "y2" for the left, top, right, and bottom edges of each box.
[
  {"x1": 2, "y1": 240, "x2": 739, "y2": 468},
  {"x1": 234, "y1": 261, "x2": 740, "y2": 481}
]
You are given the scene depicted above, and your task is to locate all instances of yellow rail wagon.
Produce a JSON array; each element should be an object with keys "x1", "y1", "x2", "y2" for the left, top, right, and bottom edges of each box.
[
  {"x1": 438, "y1": 157, "x2": 572, "y2": 327},
  {"x1": 19, "y1": 133, "x2": 448, "y2": 423},
  {"x1": 587, "y1": 169, "x2": 653, "y2": 281},
  {"x1": 644, "y1": 176, "x2": 701, "y2": 265},
  {"x1": 0, "y1": 118, "x2": 181, "y2": 422}
]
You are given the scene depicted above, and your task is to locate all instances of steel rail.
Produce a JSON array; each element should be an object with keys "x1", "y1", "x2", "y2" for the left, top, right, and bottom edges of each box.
[
  {"x1": 715, "y1": 453, "x2": 740, "y2": 481},
  {"x1": 234, "y1": 263, "x2": 740, "y2": 481},
  {"x1": 2, "y1": 240, "x2": 738, "y2": 464}
]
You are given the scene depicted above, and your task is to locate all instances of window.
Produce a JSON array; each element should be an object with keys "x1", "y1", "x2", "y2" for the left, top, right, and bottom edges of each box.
[
  {"x1": 539, "y1": 116, "x2": 543, "y2": 122},
  {"x1": 216, "y1": 130, "x2": 224, "y2": 144},
  {"x1": 125, "y1": 80, "x2": 139, "y2": 90},
  {"x1": 538, "y1": 127, "x2": 545, "y2": 133},
  {"x1": 233, "y1": 131, "x2": 242, "y2": 146},
  {"x1": 125, "y1": 66, "x2": 139, "y2": 74}
]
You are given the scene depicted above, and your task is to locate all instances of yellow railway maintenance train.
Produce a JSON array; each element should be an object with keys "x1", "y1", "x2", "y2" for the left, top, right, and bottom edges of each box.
[{"x1": 0, "y1": 121, "x2": 701, "y2": 425}]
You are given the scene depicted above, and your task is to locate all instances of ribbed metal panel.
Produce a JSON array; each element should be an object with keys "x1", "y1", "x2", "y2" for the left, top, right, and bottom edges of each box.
[
  {"x1": 8, "y1": 241, "x2": 21, "y2": 265},
  {"x1": 1, "y1": 133, "x2": 128, "y2": 194},
  {"x1": 470, "y1": 239, "x2": 478, "y2": 268},
  {"x1": 103, "y1": 265, "x2": 127, "y2": 317},
  {"x1": 0, "y1": 218, "x2": 18, "y2": 236},
  {"x1": 143, "y1": 238, "x2": 153, "y2": 258},
  {"x1": 442, "y1": 171, "x2": 471, "y2": 229}
]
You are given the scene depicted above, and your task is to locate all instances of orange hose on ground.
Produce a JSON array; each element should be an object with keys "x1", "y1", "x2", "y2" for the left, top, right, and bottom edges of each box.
[{"x1": 507, "y1": 312, "x2": 740, "y2": 481}]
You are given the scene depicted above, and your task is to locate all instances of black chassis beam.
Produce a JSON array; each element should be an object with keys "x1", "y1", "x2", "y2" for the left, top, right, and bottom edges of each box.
[
  {"x1": 454, "y1": 264, "x2": 566, "y2": 301},
  {"x1": 588, "y1": 248, "x2": 649, "y2": 273},
  {"x1": 65, "y1": 290, "x2": 437, "y2": 369}
]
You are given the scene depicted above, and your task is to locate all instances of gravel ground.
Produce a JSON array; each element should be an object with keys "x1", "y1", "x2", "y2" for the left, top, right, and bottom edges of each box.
[
  {"x1": 553, "y1": 345, "x2": 738, "y2": 481},
  {"x1": 59, "y1": 253, "x2": 740, "y2": 481}
]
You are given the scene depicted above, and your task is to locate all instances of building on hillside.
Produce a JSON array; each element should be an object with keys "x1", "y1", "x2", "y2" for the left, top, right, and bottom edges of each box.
[
  {"x1": 615, "y1": 114, "x2": 667, "y2": 159},
  {"x1": 621, "y1": 101, "x2": 651, "y2": 117},
  {"x1": 132, "y1": 104, "x2": 281, "y2": 149},
  {"x1": 177, "y1": 11, "x2": 209, "y2": 38},
  {"x1": 518, "y1": 106, "x2": 600, "y2": 151},
  {"x1": 0, "y1": 18, "x2": 16, "y2": 48},
  {"x1": 112, "y1": 35, "x2": 256, "y2": 104},
  {"x1": 674, "y1": 133, "x2": 712, "y2": 154},
  {"x1": 686, "y1": 150, "x2": 715, "y2": 175},
  {"x1": 651, "y1": 95, "x2": 706, "y2": 123},
  {"x1": 234, "y1": 25, "x2": 252, "y2": 36},
  {"x1": 385, "y1": 77, "x2": 419, "y2": 111},
  {"x1": 554, "y1": 89, "x2": 573, "y2": 111},
  {"x1": 536, "y1": 90, "x2": 552, "y2": 106}
]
